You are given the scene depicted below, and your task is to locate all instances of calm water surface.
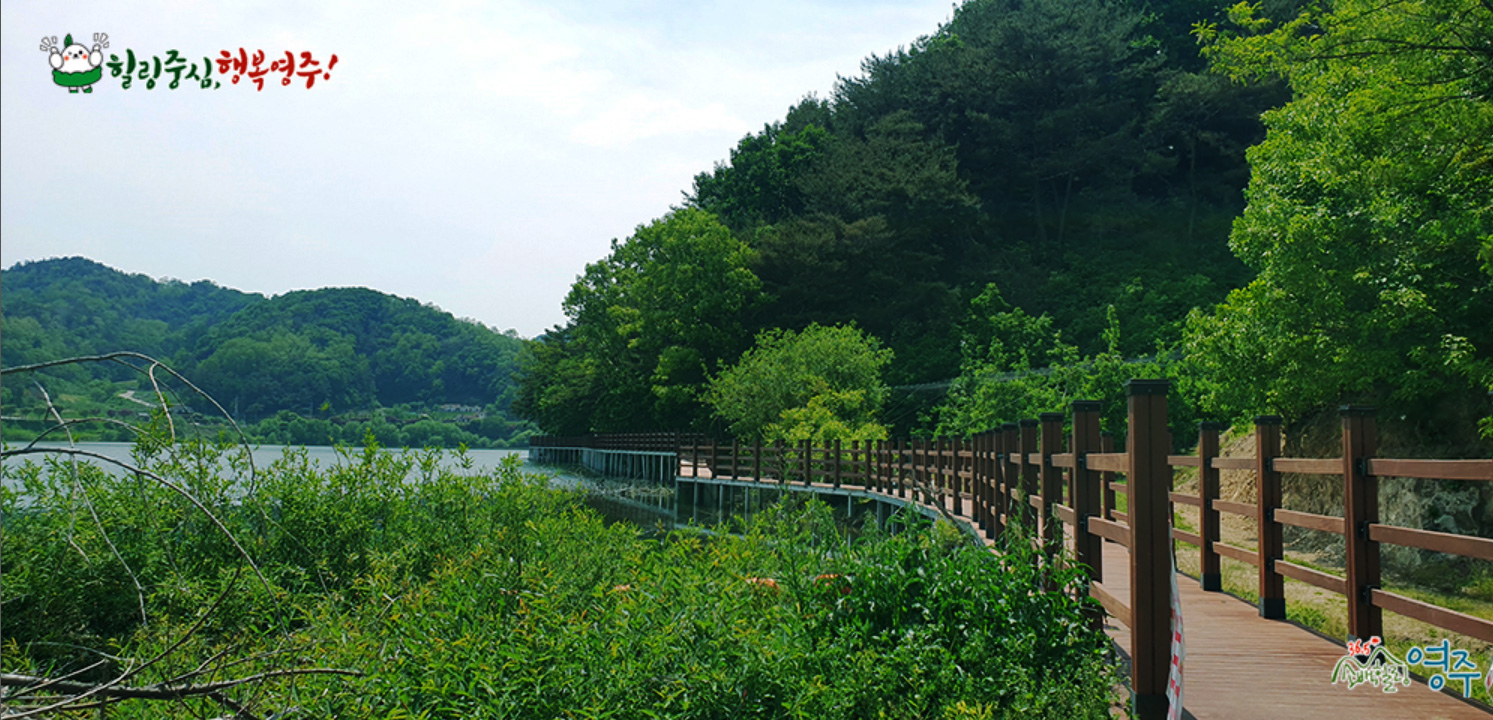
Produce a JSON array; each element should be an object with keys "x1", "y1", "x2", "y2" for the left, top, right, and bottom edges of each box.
[
  {"x1": 2, "y1": 442, "x2": 679, "y2": 526},
  {"x1": 0, "y1": 442, "x2": 599, "y2": 490}
]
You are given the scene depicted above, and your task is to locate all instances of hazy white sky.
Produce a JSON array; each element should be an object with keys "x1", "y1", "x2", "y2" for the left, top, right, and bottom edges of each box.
[{"x1": 2, "y1": 0, "x2": 953, "y2": 337}]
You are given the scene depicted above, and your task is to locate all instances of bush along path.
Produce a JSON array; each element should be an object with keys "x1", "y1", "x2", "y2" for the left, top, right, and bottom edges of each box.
[{"x1": 1, "y1": 438, "x2": 1118, "y2": 719}]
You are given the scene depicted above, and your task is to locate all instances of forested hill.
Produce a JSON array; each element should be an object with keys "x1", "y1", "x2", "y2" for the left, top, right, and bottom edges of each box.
[
  {"x1": 182, "y1": 287, "x2": 525, "y2": 418},
  {"x1": 1, "y1": 257, "x2": 527, "y2": 428},
  {"x1": 518, "y1": 0, "x2": 1290, "y2": 434},
  {"x1": 2, "y1": 256, "x2": 263, "y2": 365},
  {"x1": 519, "y1": 0, "x2": 1491, "y2": 441},
  {"x1": 687, "y1": 0, "x2": 1286, "y2": 382}
]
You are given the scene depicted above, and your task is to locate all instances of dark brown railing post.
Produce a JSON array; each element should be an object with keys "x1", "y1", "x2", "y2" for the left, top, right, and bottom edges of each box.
[
  {"x1": 1019, "y1": 419, "x2": 1039, "y2": 528},
  {"x1": 1256, "y1": 415, "x2": 1285, "y2": 619},
  {"x1": 976, "y1": 431, "x2": 990, "y2": 536},
  {"x1": 1039, "y1": 412, "x2": 1064, "y2": 558},
  {"x1": 1126, "y1": 379, "x2": 1171, "y2": 720},
  {"x1": 800, "y1": 439, "x2": 811, "y2": 486},
  {"x1": 1071, "y1": 400, "x2": 1103, "y2": 629},
  {"x1": 935, "y1": 438, "x2": 947, "y2": 510},
  {"x1": 951, "y1": 437, "x2": 964, "y2": 517},
  {"x1": 895, "y1": 439, "x2": 907, "y2": 501},
  {"x1": 1342, "y1": 406, "x2": 1382, "y2": 641},
  {"x1": 871, "y1": 439, "x2": 883, "y2": 495},
  {"x1": 912, "y1": 439, "x2": 924, "y2": 503},
  {"x1": 1101, "y1": 431, "x2": 1116, "y2": 520},
  {"x1": 991, "y1": 430, "x2": 1003, "y2": 537},
  {"x1": 1003, "y1": 423, "x2": 1020, "y2": 528},
  {"x1": 691, "y1": 436, "x2": 700, "y2": 478},
  {"x1": 927, "y1": 438, "x2": 937, "y2": 506},
  {"x1": 832, "y1": 438, "x2": 843, "y2": 489},
  {"x1": 1198, "y1": 421, "x2": 1225, "y2": 592}
]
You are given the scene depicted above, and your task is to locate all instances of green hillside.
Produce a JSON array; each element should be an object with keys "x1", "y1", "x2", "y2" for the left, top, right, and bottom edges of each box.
[{"x1": 1, "y1": 257, "x2": 533, "y2": 447}]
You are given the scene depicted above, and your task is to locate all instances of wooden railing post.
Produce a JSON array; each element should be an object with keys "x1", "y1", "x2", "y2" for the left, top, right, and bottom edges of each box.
[
  {"x1": 691, "y1": 436, "x2": 700, "y2": 478},
  {"x1": 1342, "y1": 406, "x2": 1382, "y2": 641},
  {"x1": 832, "y1": 438, "x2": 843, "y2": 489},
  {"x1": 1198, "y1": 421, "x2": 1225, "y2": 592},
  {"x1": 1256, "y1": 415, "x2": 1285, "y2": 619},
  {"x1": 800, "y1": 439, "x2": 811, "y2": 486},
  {"x1": 990, "y1": 428, "x2": 1006, "y2": 538},
  {"x1": 952, "y1": 437, "x2": 964, "y2": 517},
  {"x1": 934, "y1": 438, "x2": 945, "y2": 507},
  {"x1": 889, "y1": 439, "x2": 901, "y2": 501},
  {"x1": 986, "y1": 429, "x2": 1000, "y2": 538},
  {"x1": 1071, "y1": 400, "x2": 1103, "y2": 629},
  {"x1": 977, "y1": 431, "x2": 991, "y2": 537},
  {"x1": 1019, "y1": 419, "x2": 1039, "y2": 528},
  {"x1": 1101, "y1": 431, "x2": 1116, "y2": 520},
  {"x1": 1003, "y1": 423, "x2": 1020, "y2": 529},
  {"x1": 907, "y1": 436, "x2": 919, "y2": 504},
  {"x1": 1039, "y1": 412, "x2": 1065, "y2": 558},
  {"x1": 1126, "y1": 378, "x2": 1171, "y2": 720}
]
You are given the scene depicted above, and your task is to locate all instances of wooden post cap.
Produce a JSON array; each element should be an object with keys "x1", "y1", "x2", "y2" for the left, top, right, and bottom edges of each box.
[{"x1": 1124, "y1": 379, "x2": 1170, "y2": 395}]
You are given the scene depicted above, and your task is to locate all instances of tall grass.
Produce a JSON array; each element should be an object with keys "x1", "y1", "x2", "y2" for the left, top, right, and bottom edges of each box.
[{"x1": 2, "y1": 438, "x2": 1117, "y2": 718}]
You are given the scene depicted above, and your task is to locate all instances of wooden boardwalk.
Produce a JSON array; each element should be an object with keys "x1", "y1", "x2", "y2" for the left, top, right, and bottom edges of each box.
[
  {"x1": 1096, "y1": 541, "x2": 1488, "y2": 720},
  {"x1": 679, "y1": 471, "x2": 1491, "y2": 719},
  {"x1": 557, "y1": 403, "x2": 1493, "y2": 720}
]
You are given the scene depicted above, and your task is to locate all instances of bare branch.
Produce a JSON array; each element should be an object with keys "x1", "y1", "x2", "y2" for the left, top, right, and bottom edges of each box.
[
  {"x1": 18, "y1": 417, "x2": 146, "y2": 450},
  {"x1": 0, "y1": 668, "x2": 363, "y2": 702}
]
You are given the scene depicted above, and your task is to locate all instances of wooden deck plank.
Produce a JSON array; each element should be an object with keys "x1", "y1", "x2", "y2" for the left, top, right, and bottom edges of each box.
[{"x1": 1099, "y1": 541, "x2": 1489, "y2": 720}]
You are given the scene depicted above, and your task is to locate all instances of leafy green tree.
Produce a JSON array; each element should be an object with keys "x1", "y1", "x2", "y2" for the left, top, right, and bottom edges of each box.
[
  {"x1": 521, "y1": 208, "x2": 762, "y2": 433},
  {"x1": 1186, "y1": 0, "x2": 1493, "y2": 421},
  {"x1": 705, "y1": 324, "x2": 893, "y2": 443}
]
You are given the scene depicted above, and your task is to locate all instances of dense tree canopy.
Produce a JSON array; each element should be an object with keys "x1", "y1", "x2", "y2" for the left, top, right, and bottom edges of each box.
[
  {"x1": 1184, "y1": 0, "x2": 1493, "y2": 421},
  {"x1": 516, "y1": 209, "x2": 762, "y2": 434},
  {"x1": 705, "y1": 324, "x2": 893, "y2": 443},
  {"x1": 684, "y1": 0, "x2": 1279, "y2": 386}
]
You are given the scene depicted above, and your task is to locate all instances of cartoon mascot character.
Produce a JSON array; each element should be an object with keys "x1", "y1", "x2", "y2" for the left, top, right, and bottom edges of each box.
[{"x1": 42, "y1": 33, "x2": 108, "y2": 93}]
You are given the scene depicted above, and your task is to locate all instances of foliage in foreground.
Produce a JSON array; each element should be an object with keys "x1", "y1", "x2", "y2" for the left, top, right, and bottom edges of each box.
[{"x1": 1, "y1": 441, "x2": 1115, "y2": 719}]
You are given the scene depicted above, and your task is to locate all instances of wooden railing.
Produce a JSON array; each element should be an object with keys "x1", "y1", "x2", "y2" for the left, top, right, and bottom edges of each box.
[
  {"x1": 1163, "y1": 410, "x2": 1493, "y2": 644},
  {"x1": 528, "y1": 432, "x2": 700, "y2": 453},
  {"x1": 530, "y1": 382, "x2": 1492, "y2": 720}
]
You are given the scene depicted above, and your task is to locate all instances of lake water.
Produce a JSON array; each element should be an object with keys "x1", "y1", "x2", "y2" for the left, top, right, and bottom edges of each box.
[
  {"x1": 1, "y1": 442, "x2": 893, "y2": 535},
  {"x1": 0, "y1": 442, "x2": 576, "y2": 493},
  {"x1": 2, "y1": 440, "x2": 685, "y2": 529}
]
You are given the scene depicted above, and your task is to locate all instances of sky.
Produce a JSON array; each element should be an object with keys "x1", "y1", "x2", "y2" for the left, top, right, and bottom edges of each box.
[{"x1": 1, "y1": 0, "x2": 955, "y2": 338}]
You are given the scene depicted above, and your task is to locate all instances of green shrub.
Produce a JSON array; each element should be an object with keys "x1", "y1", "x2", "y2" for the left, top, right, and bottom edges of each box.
[{"x1": 2, "y1": 439, "x2": 1116, "y2": 718}]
